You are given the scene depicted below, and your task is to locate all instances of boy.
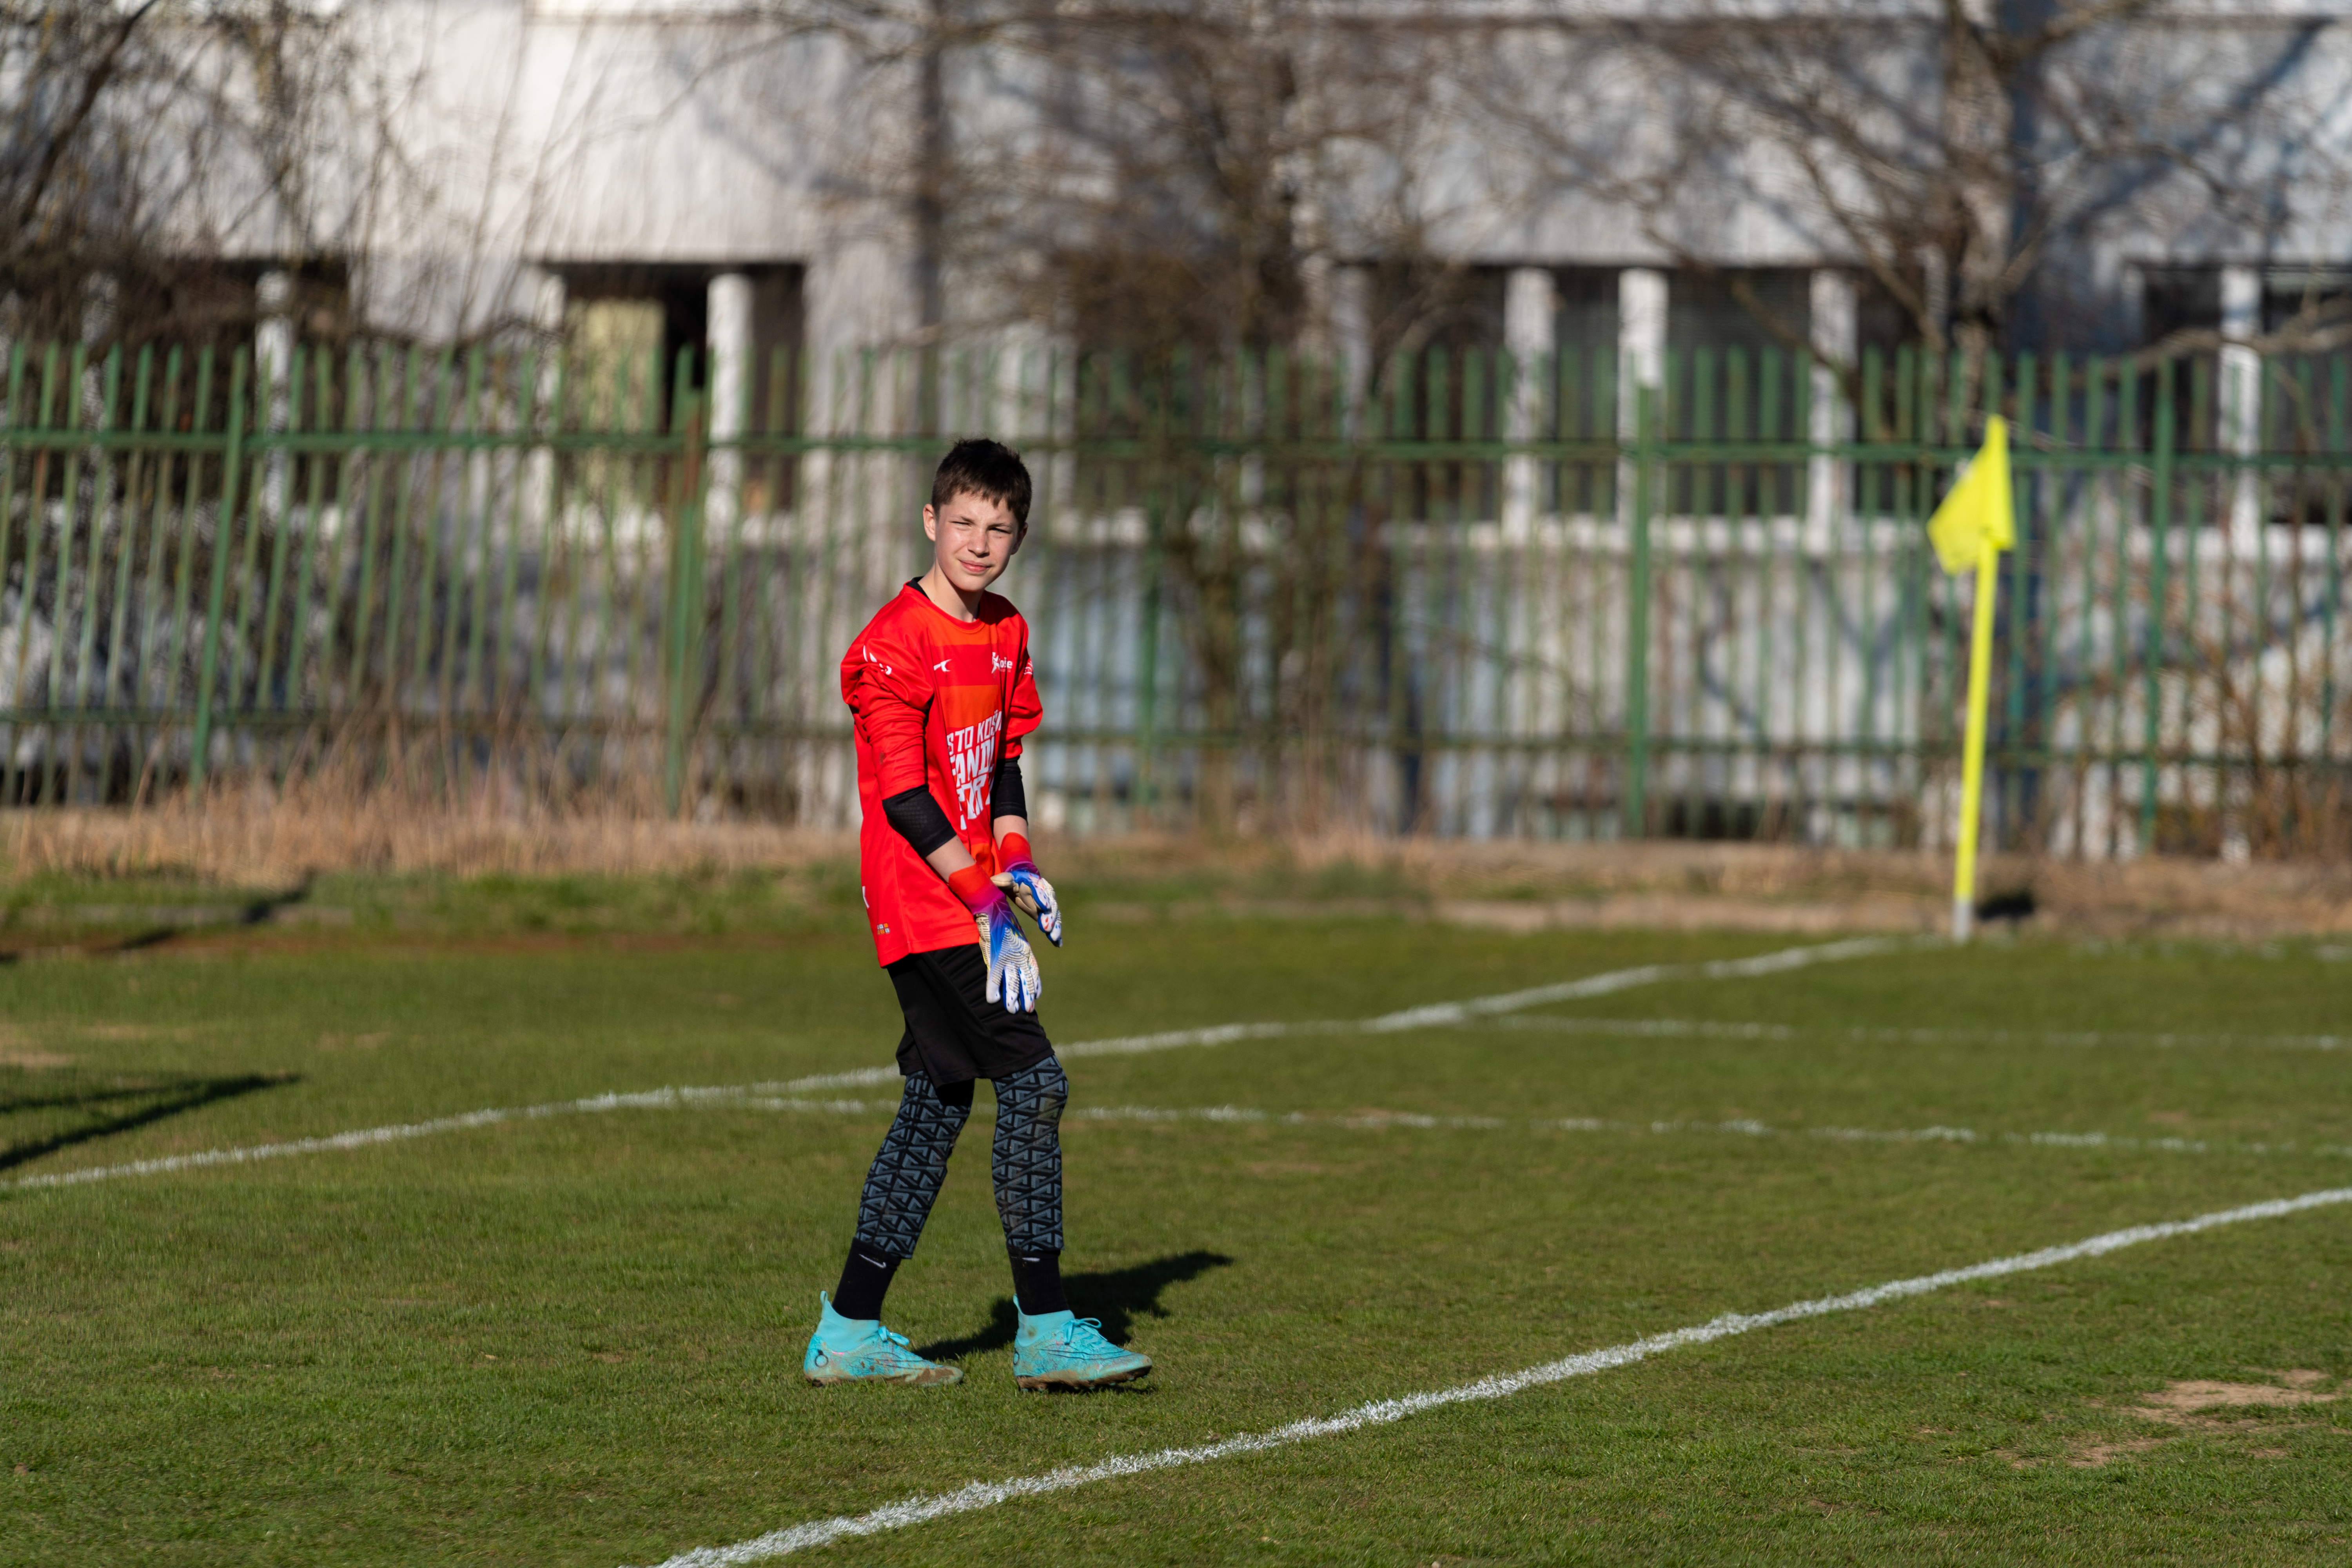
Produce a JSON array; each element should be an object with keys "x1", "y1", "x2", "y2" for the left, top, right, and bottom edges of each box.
[{"x1": 804, "y1": 438, "x2": 1154, "y2": 1391}]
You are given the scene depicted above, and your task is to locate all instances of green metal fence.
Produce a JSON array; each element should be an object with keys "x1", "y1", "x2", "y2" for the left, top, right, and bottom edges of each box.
[{"x1": 0, "y1": 336, "x2": 2345, "y2": 856}]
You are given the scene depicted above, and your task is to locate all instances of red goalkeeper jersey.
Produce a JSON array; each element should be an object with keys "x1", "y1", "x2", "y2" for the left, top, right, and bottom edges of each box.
[{"x1": 840, "y1": 582, "x2": 1043, "y2": 965}]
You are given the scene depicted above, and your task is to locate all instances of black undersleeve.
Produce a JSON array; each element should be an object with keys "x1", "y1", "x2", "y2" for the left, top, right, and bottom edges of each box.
[
  {"x1": 883, "y1": 761, "x2": 1026, "y2": 857},
  {"x1": 882, "y1": 784, "x2": 957, "y2": 856},
  {"x1": 991, "y1": 755, "x2": 1026, "y2": 822}
]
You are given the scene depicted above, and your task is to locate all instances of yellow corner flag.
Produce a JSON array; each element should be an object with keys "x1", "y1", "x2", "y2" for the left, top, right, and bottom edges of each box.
[
  {"x1": 1929, "y1": 416, "x2": 2014, "y2": 943},
  {"x1": 1928, "y1": 415, "x2": 2014, "y2": 573}
]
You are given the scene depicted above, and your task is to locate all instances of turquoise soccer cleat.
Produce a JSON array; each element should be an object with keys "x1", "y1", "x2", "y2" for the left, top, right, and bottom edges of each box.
[
  {"x1": 804, "y1": 1293, "x2": 964, "y2": 1386},
  {"x1": 1013, "y1": 1302, "x2": 1154, "y2": 1390}
]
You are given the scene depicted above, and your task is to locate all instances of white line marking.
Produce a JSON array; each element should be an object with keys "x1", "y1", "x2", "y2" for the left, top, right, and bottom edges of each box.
[
  {"x1": 586, "y1": 940, "x2": 1898, "y2": 1095},
  {"x1": 1054, "y1": 936, "x2": 1905, "y2": 1057},
  {"x1": 1491, "y1": 1015, "x2": 2352, "y2": 1052},
  {"x1": 750, "y1": 1066, "x2": 904, "y2": 1092},
  {"x1": 21, "y1": 1074, "x2": 2343, "y2": 1196},
  {"x1": 0, "y1": 1087, "x2": 883, "y2": 1190},
  {"x1": 1074, "y1": 1104, "x2": 2352, "y2": 1161},
  {"x1": 22, "y1": 1080, "x2": 2346, "y2": 1196},
  {"x1": 1665, "y1": 1118, "x2": 2352, "y2": 1159},
  {"x1": 1076, "y1": 1105, "x2": 1510, "y2": 1131},
  {"x1": 1496, "y1": 1016, "x2": 1798, "y2": 1040},
  {"x1": 5, "y1": 938, "x2": 1891, "y2": 1190},
  {"x1": 1077, "y1": 1105, "x2": 1289, "y2": 1125},
  {"x1": 1357, "y1": 936, "x2": 1905, "y2": 1034},
  {"x1": 633, "y1": 1184, "x2": 2352, "y2": 1567}
]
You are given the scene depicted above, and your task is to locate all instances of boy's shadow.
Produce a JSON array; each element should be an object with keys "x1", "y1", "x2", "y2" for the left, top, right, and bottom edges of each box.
[
  {"x1": 914, "y1": 1249, "x2": 1232, "y2": 1361},
  {"x1": 1, "y1": 1071, "x2": 294, "y2": 1173}
]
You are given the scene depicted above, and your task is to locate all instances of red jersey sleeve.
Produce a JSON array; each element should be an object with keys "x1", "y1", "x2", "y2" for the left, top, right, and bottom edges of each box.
[
  {"x1": 840, "y1": 617, "x2": 933, "y2": 798},
  {"x1": 1004, "y1": 623, "x2": 1042, "y2": 760}
]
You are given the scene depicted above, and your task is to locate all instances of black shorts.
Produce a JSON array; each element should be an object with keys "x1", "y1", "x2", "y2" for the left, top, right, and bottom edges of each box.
[{"x1": 887, "y1": 944, "x2": 1054, "y2": 1088}]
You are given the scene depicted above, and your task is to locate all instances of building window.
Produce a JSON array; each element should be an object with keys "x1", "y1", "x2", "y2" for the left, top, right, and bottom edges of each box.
[
  {"x1": 1665, "y1": 269, "x2": 1809, "y2": 515},
  {"x1": 554, "y1": 263, "x2": 804, "y2": 513},
  {"x1": 1552, "y1": 269, "x2": 1619, "y2": 516},
  {"x1": 2261, "y1": 269, "x2": 2352, "y2": 340},
  {"x1": 127, "y1": 258, "x2": 352, "y2": 355},
  {"x1": 555, "y1": 263, "x2": 802, "y2": 436},
  {"x1": 1363, "y1": 264, "x2": 1507, "y2": 520},
  {"x1": 2136, "y1": 264, "x2": 2348, "y2": 522}
]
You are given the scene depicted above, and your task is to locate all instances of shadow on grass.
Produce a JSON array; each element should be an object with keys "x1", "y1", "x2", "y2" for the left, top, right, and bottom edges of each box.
[
  {"x1": 0, "y1": 878, "x2": 316, "y2": 961},
  {"x1": 0, "y1": 1071, "x2": 296, "y2": 1172},
  {"x1": 914, "y1": 1248, "x2": 1234, "y2": 1362}
]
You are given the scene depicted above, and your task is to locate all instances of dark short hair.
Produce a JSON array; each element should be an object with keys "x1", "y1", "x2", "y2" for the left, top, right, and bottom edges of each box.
[{"x1": 929, "y1": 438, "x2": 1032, "y2": 530}]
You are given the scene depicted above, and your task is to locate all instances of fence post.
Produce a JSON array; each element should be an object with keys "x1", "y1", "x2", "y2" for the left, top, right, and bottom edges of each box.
[
  {"x1": 2141, "y1": 363, "x2": 2174, "y2": 848},
  {"x1": 664, "y1": 392, "x2": 708, "y2": 817},
  {"x1": 189, "y1": 350, "x2": 249, "y2": 800},
  {"x1": 1135, "y1": 495, "x2": 1162, "y2": 814},
  {"x1": 1623, "y1": 382, "x2": 1655, "y2": 838}
]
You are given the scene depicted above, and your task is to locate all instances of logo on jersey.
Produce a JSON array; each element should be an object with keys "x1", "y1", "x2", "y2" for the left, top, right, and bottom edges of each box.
[
  {"x1": 943, "y1": 711, "x2": 1005, "y2": 828},
  {"x1": 992, "y1": 652, "x2": 1016, "y2": 675},
  {"x1": 933, "y1": 658, "x2": 954, "y2": 673}
]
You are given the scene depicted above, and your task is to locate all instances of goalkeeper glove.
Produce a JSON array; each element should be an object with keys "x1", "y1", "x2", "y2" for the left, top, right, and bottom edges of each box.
[
  {"x1": 947, "y1": 864, "x2": 1041, "y2": 1013},
  {"x1": 995, "y1": 833, "x2": 1063, "y2": 947}
]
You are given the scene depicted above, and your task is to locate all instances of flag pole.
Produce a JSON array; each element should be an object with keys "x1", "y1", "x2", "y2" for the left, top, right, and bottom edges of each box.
[{"x1": 1952, "y1": 534, "x2": 2000, "y2": 943}]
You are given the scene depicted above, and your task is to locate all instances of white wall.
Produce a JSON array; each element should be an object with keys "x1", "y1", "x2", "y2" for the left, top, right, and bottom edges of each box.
[{"x1": 146, "y1": 2, "x2": 2352, "y2": 353}]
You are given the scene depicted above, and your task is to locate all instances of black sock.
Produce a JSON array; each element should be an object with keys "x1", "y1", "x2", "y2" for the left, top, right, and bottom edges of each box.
[
  {"x1": 1008, "y1": 1247, "x2": 1067, "y2": 1316},
  {"x1": 832, "y1": 1240, "x2": 902, "y2": 1321}
]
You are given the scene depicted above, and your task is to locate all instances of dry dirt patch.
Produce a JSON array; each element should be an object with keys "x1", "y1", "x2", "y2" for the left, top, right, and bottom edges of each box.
[
  {"x1": 0, "y1": 1041, "x2": 75, "y2": 1069},
  {"x1": 2063, "y1": 1436, "x2": 2169, "y2": 1468},
  {"x1": 2134, "y1": 1375, "x2": 2339, "y2": 1426},
  {"x1": 71, "y1": 1023, "x2": 189, "y2": 1042},
  {"x1": 2003, "y1": 1373, "x2": 2343, "y2": 1469}
]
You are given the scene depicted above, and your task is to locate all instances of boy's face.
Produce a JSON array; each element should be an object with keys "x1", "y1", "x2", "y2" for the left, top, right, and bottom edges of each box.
[{"x1": 922, "y1": 489, "x2": 1023, "y2": 594}]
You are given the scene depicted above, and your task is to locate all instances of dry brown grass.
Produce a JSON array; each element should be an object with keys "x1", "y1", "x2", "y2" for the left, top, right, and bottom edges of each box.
[
  {"x1": 1054, "y1": 833, "x2": 2352, "y2": 937},
  {"x1": 0, "y1": 788, "x2": 849, "y2": 886},
  {"x1": 2027, "y1": 855, "x2": 2352, "y2": 938}
]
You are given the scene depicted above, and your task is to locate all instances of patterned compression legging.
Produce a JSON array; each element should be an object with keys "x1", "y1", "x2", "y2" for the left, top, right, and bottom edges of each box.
[{"x1": 854, "y1": 1058, "x2": 1067, "y2": 1258}]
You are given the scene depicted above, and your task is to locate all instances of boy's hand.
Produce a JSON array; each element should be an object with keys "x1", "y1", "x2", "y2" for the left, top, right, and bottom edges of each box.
[
  {"x1": 975, "y1": 899, "x2": 1042, "y2": 1013},
  {"x1": 995, "y1": 833, "x2": 1063, "y2": 946},
  {"x1": 994, "y1": 868, "x2": 1062, "y2": 945},
  {"x1": 949, "y1": 864, "x2": 1043, "y2": 1013}
]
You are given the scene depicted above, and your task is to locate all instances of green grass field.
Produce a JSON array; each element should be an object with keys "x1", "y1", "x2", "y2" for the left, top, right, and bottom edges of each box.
[{"x1": 3, "y1": 874, "x2": 2350, "y2": 1565}]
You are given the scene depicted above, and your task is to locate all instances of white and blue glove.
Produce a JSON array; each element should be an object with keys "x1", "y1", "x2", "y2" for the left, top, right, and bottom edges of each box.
[
  {"x1": 995, "y1": 834, "x2": 1062, "y2": 947},
  {"x1": 977, "y1": 895, "x2": 1042, "y2": 1013},
  {"x1": 949, "y1": 864, "x2": 1042, "y2": 1013}
]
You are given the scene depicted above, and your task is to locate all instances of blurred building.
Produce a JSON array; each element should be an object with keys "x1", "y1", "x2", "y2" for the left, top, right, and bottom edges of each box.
[{"x1": 170, "y1": 0, "x2": 2352, "y2": 414}]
